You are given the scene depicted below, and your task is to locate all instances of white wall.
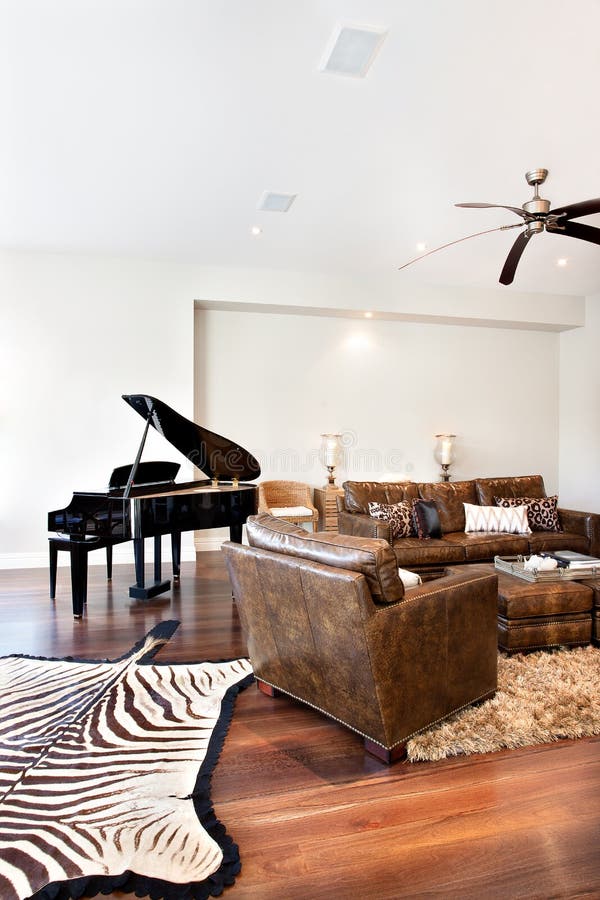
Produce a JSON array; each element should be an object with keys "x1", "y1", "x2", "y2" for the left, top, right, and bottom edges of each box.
[
  {"x1": 0, "y1": 251, "x2": 195, "y2": 567},
  {"x1": 0, "y1": 247, "x2": 585, "y2": 567},
  {"x1": 194, "y1": 307, "x2": 560, "y2": 546},
  {"x1": 559, "y1": 293, "x2": 600, "y2": 512}
]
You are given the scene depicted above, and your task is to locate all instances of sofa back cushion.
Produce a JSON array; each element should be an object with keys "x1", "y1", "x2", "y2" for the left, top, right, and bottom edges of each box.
[
  {"x1": 475, "y1": 475, "x2": 546, "y2": 507},
  {"x1": 417, "y1": 480, "x2": 478, "y2": 533},
  {"x1": 343, "y1": 480, "x2": 419, "y2": 515},
  {"x1": 246, "y1": 513, "x2": 404, "y2": 603}
]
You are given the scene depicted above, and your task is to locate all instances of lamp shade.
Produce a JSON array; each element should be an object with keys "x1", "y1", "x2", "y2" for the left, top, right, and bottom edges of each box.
[
  {"x1": 320, "y1": 433, "x2": 342, "y2": 468},
  {"x1": 434, "y1": 433, "x2": 456, "y2": 466}
]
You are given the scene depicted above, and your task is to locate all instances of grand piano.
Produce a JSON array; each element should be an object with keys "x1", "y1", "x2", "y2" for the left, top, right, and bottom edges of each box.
[{"x1": 48, "y1": 394, "x2": 261, "y2": 617}]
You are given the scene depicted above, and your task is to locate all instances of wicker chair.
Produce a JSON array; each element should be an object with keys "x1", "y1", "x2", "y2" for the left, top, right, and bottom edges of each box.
[{"x1": 257, "y1": 480, "x2": 319, "y2": 530}]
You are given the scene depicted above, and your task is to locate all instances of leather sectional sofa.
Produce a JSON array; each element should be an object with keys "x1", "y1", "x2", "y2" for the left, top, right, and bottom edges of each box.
[{"x1": 337, "y1": 475, "x2": 600, "y2": 570}]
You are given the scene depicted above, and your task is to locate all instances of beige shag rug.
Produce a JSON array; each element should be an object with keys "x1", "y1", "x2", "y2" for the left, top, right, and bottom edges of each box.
[{"x1": 406, "y1": 645, "x2": 600, "y2": 762}]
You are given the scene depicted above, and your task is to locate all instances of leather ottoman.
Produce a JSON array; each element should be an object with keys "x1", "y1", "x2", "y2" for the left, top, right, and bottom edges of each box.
[
  {"x1": 579, "y1": 577, "x2": 600, "y2": 646},
  {"x1": 496, "y1": 571, "x2": 593, "y2": 653}
]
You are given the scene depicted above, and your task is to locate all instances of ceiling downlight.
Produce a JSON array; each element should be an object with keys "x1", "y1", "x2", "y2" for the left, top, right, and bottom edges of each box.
[
  {"x1": 257, "y1": 192, "x2": 297, "y2": 213},
  {"x1": 319, "y1": 24, "x2": 388, "y2": 78}
]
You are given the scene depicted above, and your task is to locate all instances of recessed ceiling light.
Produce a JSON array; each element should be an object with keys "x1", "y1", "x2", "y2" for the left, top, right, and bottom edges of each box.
[
  {"x1": 319, "y1": 24, "x2": 388, "y2": 78},
  {"x1": 416, "y1": 242, "x2": 427, "y2": 252},
  {"x1": 250, "y1": 225, "x2": 262, "y2": 236},
  {"x1": 557, "y1": 257, "x2": 568, "y2": 267},
  {"x1": 257, "y1": 192, "x2": 297, "y2": 213},
  {"x1": 364, "y1": 311, "x2": 373, "y2": 318}
]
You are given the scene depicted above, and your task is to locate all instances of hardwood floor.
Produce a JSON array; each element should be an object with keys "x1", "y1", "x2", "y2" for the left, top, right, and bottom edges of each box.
[{"x1": 2, "y1": 554, "x2": 599, "y2": 899}]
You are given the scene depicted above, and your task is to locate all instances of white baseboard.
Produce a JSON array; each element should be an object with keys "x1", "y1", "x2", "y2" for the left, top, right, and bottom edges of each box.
[
  {"x1": 0, "y1": 545, "x2": 197, "y2": 570},
  {"x1": 0, "y1": 529, "x2": 243, "y2": 571},
  {"x1": 0, "y1": 553, "x2": 51, "y2": 570}
]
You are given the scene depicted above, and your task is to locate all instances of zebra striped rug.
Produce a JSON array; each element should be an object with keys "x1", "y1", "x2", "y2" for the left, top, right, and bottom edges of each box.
[{"x1": 0, "y1": 620, "x2": 253, "y2": 900}]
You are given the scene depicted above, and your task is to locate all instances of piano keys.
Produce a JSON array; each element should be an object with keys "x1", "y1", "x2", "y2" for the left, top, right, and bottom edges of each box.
[{"x1": 48, "y1": 394, "x2": 260, "y2": 617}]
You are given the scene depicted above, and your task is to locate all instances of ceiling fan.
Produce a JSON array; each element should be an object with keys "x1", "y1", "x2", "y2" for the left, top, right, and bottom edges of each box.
[{"x1": 399, "y1": 169, "x2": 600, "y2": 285}]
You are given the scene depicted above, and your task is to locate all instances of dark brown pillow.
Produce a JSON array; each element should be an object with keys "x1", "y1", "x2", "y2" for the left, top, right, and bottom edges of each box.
[
  {"x1": 495, "y1": 495, "x2": 561, "y2": 532},
  {"x1": 412, "y1": 499, "x2": 442, "y2": 540}
]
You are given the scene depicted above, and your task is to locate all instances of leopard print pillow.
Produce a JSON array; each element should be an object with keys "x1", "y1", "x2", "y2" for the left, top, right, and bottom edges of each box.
[
  {"x1": 368, "y1": 500, "x2": 414, "y2": 538},
  {"x1": 494, "y1": 495, "x2": 561, "y2": 532}
]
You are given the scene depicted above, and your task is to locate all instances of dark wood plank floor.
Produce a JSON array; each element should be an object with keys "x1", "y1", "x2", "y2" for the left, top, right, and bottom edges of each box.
[{"x1": 2, "y1": 554, "x2": 599, "y2": 899}]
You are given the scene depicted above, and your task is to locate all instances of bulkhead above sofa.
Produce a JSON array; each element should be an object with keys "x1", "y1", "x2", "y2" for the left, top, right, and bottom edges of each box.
[{"x1": 337, "y1": 475, "x2": 600, "y2": 569}]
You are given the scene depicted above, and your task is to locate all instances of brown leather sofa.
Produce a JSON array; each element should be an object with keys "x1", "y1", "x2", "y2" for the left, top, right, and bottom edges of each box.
[
  {"x1": 337, "y1": 475, "x2": 600, "y2": 571},
  {"x1": 222, "y1": 513, "x2": 498, "y2": 764}
]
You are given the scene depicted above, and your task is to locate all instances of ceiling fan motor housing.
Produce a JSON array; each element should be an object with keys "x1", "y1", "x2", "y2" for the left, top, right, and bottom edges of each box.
[
  {"x1": 524, "y1": 197, "x2": 550, "y2": 216},
  {"x1": 526, "y1": 220, "x2": 544, "y2": 235}
]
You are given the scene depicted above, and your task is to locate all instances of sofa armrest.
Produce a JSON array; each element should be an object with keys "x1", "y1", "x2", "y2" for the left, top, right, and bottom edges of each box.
[
  {"x1": 337, "y1": 509, "x2": 392, "y2": 543},
  {"x1": 364, "y1": 567, "x2": 498, "y2": 737},
  {"x1": 558, "y1": 507, "x2": 600, "y2": 557},
  {"x1": 403, "y1": 564, "x2": 493, "y2": 601}
]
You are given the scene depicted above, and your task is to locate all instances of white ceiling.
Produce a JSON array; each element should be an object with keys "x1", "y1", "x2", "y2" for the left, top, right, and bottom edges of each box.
[{"x1": 3, "y1": 0, "x2": 600, "y2": 297}]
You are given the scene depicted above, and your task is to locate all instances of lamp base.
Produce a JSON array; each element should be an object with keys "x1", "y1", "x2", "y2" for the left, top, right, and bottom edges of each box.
[
  {"x1": 325, "y1": 465, "x2": 336, "y2": 486},
  {"x1": 440, "y1": 464, "x2": 451, "y2": 482}
]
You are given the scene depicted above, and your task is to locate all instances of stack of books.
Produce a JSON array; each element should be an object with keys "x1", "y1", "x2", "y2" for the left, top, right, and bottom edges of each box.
[{"x1": 543, "y1": 550, "x2": 600, "y2": 569}]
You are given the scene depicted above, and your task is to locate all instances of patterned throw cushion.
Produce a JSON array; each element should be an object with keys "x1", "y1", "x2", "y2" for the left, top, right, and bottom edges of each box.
[
  {"x1": 368, "y1": 500, "x2": 414, "y2": 538},
  {"x1": 412, "y1": 499, "x2": 442, "y2": 540},
  {"x1": 464, "y1": 502, "x2": 530, "y2": 534},
  {"x1": 495, "y1": 495, "x2": 561, "y2": 532}
]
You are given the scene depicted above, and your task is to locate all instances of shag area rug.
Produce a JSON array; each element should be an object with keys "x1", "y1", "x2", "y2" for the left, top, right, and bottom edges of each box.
[
  {"x1": 0, "y1": 620, "x2": 253, "y2": 900},
  {"x1": 407, "y1": 645, "x2": 600, "y2": 762}
]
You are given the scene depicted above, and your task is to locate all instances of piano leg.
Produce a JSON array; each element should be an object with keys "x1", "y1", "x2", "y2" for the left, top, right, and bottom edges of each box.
[
  {"x1": 129, "y1": 536, "x2": 171, "y2": 600},
  {"x1": 69, "y1": 544, "x2": 88, "y2": 619},
  {"x1": 106, "y1": 545, "x2": 113, "y2": 580},
  {"x1": 153, "y1": 534, "x2": 162, "y2": 584},
  {"x1": 230, "y1": 523, "x2": 243, "y2": 543},
  {"x1": 171, "y1": 532, "x2": 181, "y2": 580},
  {"x1": 49, "y1": 541, "x2": 58, "y2": 600}
]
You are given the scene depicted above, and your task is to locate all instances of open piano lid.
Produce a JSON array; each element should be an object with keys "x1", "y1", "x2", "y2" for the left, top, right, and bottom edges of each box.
[{"x1": 123, "y1": 394, "x2": 261, "y2": 482}]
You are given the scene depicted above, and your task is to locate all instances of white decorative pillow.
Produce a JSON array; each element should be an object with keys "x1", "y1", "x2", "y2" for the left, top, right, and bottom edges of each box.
[
  {"x1": 397, "y1": 567, "x2": 422, "y2": 588},
  {"x1": 463, "y1": 502, "x2": 531, "y2": 534}
]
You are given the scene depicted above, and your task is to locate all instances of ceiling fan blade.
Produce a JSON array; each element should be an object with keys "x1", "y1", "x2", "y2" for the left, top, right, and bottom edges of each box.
[
  {"x1": 455, "y1": 202, "x2": 528, "y2": 219},
  {"x1": 549, "y1": 198, "x2": 600, "y2": 219},
  {"x1": 398, "y1": 223, "x2": 523, "y2": 271},
  {"x1": 547, "y1": 220, "x2": 600, "y2": 245},
  {"x1": 499, "y1": 231, "x2": 532, "y2": 285}
]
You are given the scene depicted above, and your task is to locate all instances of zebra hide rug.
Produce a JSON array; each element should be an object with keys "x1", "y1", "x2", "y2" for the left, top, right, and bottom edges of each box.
[{"x1": 0, "y1": 620, "x2": 253, "y2": 900}]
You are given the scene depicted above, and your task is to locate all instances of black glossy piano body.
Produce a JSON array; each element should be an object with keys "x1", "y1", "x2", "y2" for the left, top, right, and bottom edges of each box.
[{"x1": 48, "y1": 396, "x2": 260, "y2": 617}]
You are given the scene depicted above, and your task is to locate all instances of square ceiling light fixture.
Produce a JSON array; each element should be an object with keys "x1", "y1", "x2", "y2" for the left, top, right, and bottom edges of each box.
[
  {"x1": 319, "y1": 24, "x2": 388, "y2": 78},
  {"x1": 257, "y1": 191, "x2": 297, "y2": 212}
]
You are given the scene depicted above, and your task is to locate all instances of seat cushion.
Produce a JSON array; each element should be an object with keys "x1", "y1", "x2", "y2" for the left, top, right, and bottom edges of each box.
[
  {"x1": 246, "y1": 513, "x2": 404, "y2": 603},
  {"x1": 392, "y1": 537, "x2": 465, "y2": 567},
  {"x1": 527, "y1": 530, "x2": 589, "y2": 554},
  {"x1": 444, "y1": 531, "x2": 530, "y2": 561},
  {"x1": 270, "y1": 506, "x2": 314, "y2": 517}
]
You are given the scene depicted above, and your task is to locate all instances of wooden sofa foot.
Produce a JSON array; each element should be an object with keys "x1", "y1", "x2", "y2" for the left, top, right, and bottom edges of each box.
[
  {"x1": 364, "y1": 738, "x2": 407, "y2": 765},
  {"x1": 257, "y1": 679, "x2": 281, "y2": 697}
]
